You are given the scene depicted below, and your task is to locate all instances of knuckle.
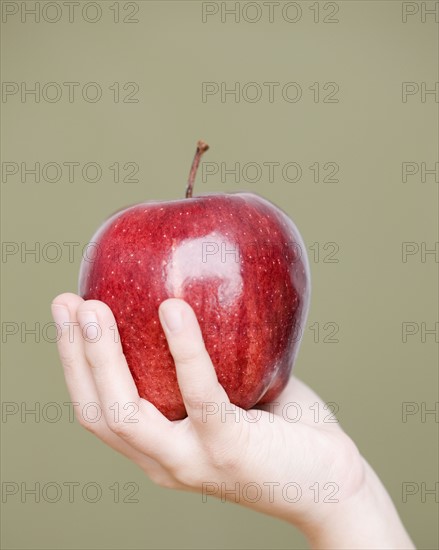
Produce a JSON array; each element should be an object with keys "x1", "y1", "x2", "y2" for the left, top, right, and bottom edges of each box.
[
  {"x1": 202, "y1": 420, "x2": 247, "y2": 472},
  {"x1": 323, "y1": 432, "x2": 365, "y2": 493},
  {"x1": 204, "y1": 439, "x2": 240, "y2": 473},
  {"x1": 184, "y1": 392, "x2": 206, "y2": 413},
  {"x1": 174, "y1": 342, "x2": 206, "y2": 366},
  {"x1": 83, "y1": 347, "x2": 105, "y2": 370},
  {"x1": 340, "y1": 435, "x2": 362, "y2": 474},
  {"x1": 85, "y1": 347, "x2": 125, "y2": 373},
  {"x1": 58, "y1": 348, "x2": 77, "y2": 373},
  {"x1": 169, "y1": 461, "x2": 195, "y2": 487},
  {"x1": 185, "y1": 383, "x2": 223, "y2": 414},
  {"x1": 148, "y1": 470, "x2": 177, "y2": 490},
  {"x1": 76, "y1": 411, "x2": 99, "y2": 434},
  {"x1": 161, "y1": 448, "x2": 199, "y2": 487},
  {"x1": 107, "y1": 417, "x2": 135, "y2": 440},
  {"x1": 174, "y1": 468, "x2": 201, "y2": 489}
]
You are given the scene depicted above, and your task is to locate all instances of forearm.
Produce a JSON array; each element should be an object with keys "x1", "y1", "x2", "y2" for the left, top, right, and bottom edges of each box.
[{"x1": 304, "y1": 460, "x2": 415, "y2": 550}]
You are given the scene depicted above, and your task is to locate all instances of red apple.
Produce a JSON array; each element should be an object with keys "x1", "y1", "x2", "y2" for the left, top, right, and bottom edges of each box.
[{"x1": 79, "y1": 142, "x2": 310, "y2": 420}]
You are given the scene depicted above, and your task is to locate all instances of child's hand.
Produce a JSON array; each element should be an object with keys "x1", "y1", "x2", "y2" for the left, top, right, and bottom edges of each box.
[{"x1": 51, "y1": 293, "x2": 414, "y2": 549}]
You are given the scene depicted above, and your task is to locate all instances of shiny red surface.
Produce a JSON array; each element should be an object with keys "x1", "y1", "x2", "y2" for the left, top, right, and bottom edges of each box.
[{"x1": 79, "y1": 193, "x2": 310, "y2": 420}]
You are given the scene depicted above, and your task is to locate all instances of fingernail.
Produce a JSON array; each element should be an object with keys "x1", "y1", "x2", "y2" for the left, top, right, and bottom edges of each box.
[
  {"x1": 77, "y1": 310, "x2": 98, "y2": 328},
  {"x1": 51, "y1": 304, "x2": 69, "y2": 327},
  {"x1": 159, "y1": 303, "x2": 183, "y2": 333}
]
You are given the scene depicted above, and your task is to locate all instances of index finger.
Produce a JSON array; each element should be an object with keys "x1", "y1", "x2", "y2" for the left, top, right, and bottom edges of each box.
[{"x1": 158, "y1": 299, "x2": 242, "y2": 440}]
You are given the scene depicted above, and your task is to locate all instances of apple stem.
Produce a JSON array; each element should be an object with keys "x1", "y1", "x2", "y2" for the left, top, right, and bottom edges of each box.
[{"x1": 185, "y1": 140, "x2": 209, "y2": 198}]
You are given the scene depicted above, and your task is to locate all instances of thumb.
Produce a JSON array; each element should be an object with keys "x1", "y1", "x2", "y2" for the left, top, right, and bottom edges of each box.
[{"x1": 158, "y1": 298, "x2": 230, "y2": 427}]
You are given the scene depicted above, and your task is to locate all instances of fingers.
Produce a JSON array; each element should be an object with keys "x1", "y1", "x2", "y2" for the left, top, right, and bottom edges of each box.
[
  {"x1": 52, "y1": 292, "x2": 106, "y2": 427},
  {"x1": 51, "y1": 292, "x2": 86, "y2": 401},
  {"x1": 158, "y1": 299, "x2": 234, "y2": 436},
  {"x1": 51, "y1": 294, "x2": 145, "y2": 461},
  {"x1": 74, "y1": 299, "x2": 181, "y2": 462},
  {"x1": 51, "y1": 294, "x2": 174, "y2": 472}
]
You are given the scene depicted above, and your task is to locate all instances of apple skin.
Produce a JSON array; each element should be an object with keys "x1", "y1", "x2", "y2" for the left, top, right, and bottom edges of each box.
[{"x1": 79, "y1": 193, "x2": 310, "y2": 420}]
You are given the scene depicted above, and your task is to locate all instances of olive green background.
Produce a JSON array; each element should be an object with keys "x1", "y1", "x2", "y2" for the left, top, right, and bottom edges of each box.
[{"x1": 1, "y1": 1, "x2": 438, "y2": 548}]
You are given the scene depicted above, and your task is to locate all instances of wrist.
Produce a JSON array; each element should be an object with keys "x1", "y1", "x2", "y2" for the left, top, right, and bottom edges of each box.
[{"x1": 303, "y1": 458, "x2": 414, "y2": 549}]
